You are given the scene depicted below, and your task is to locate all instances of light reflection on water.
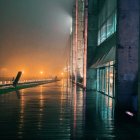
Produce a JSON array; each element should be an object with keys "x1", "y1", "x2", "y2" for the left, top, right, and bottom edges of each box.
[{"x1": 0, "y1": 80, "x2": 140, "y2": 139}]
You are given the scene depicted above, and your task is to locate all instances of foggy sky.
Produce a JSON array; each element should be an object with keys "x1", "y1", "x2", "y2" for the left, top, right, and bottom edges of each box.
[{"x1": 0, "y1": 0, "x2": 73, "y2": 78}]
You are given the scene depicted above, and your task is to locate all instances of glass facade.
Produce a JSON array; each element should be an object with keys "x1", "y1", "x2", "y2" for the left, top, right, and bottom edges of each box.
[
  {"x1": 96, "y1": 0, "x2": 116, "y2": 98},
  {"x1": 98, "y1": 0, "x2": 117, "y2": 45},
  {"x1": 96, "y1": 93, "x2": 115, "y2": 121},
  {"x1": 97, "y1": 61, "x2": 115, "y2": 98}
]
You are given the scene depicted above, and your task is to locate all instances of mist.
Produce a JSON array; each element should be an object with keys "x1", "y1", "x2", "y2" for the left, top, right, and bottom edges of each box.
[{"x1": 0, "y1": 0, "x2": 73, "y2": 79}]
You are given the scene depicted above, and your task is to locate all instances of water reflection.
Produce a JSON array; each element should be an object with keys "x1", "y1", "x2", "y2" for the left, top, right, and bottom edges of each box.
[
  {"x1": 15, "y1": 89, "x2": 21, "y2": 99},
  {"x1": 38, "y1": 85, "x2": 44, "y2": 130},
  {"x1": 73, "y1": 84, "x2": 77, "y2": 130},
  {"x1": 0, "y1": 81, "x2": 140, "y2": 139},
  {"x1": 71, "y1": 83, "x2": 85, "y2": 140},
  {"x1": 18, "y1": 89, "x2": 25, "y2": 139},
  {"x1": 97, "y1": 93, "x2": 115, "y2": 121}
]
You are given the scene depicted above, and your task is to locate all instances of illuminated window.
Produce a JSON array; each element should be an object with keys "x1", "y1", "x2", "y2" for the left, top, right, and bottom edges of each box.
[
  {"x1": 107, "y1": 15, "x2": 114, "y2": 37},
  {"x1": 100, "y1": 24, "x2": 107, "y2": 43},
  {"x1": 97, "y1": 0, "x2": 117, "y2": 45},
  {"x1": 96, "y1": 61, "x2": 115, "y2": 98},
  {"x1": 98, "y1": 30, "x2": 100, "y2": 45}
]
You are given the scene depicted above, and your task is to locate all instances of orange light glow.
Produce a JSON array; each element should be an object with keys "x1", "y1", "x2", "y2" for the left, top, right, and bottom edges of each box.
[
  {"x1": 40, "y1": 71, "x2": 44, "y2": 75},
  {"x1": 22, "y1": 70, "x2": 25, "y2": 74},
  {"x1": 110, "y1": 72, "x2": 113, "y2": 77}
]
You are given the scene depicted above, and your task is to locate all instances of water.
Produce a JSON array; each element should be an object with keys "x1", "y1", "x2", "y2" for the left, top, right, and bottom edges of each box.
[{"x1": 0, "y1": 80, "x2": 140, "y2": 139}]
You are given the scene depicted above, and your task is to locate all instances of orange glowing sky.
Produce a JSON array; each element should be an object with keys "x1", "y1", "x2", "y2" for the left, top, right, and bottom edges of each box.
[{"x1": 0, "y1": 0, "x2": 73, "y2": 79}]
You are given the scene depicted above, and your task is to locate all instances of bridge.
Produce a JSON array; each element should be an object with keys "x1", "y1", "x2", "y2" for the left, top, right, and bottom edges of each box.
[
  {"x1": 0, "y1": 72, "x2": 60, "y2": 94},
  {"x1": 0, "y1": 0, "x2": 140, "y2": 139}
]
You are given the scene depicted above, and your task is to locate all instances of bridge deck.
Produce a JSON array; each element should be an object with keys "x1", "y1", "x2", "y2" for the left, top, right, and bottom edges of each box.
[{"x1": 0, "y1": 80, "x2": 140, "y2": 139}]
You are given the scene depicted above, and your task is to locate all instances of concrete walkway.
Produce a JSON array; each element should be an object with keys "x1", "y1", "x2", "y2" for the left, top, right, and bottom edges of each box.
[{"x1": 0, "y1": 80, "x2": 140, "y2": 139}]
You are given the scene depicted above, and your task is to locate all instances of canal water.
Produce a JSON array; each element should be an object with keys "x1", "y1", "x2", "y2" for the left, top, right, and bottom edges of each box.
[{"x1": 0, "y1": 80, "x2": 140, "y2": 139}]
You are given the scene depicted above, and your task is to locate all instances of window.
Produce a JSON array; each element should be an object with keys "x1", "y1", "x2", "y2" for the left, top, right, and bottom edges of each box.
[
  {"x1": 98, "y1": 30, "x2": 101, "y2": 45},
  {"x1": 97, "y1": 0, "x2": 117, "y2": 45},
  {"x1": 109, "y1": 66, "x2": 114, "y2": 97},
  {"x1": 101, "y1": 24, "x2": 107, "y2": 43},
  {"x1": 96, "y1": 61, "x2": 115, "y2": 98},
  {"x1": 107, "y1": 15, "x2": 114, "y2": 38},
  {"x1": 107, "y1": 0, "x2": 116, "y2": 17}
]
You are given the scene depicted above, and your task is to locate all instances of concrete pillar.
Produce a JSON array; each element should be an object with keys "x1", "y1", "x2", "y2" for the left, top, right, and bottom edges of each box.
[
  {"x1": 86, "y1": 0, "x2": 98, "y2": 90},
  {"x1": 116, "y1": 0, "x2": 140, "y2": 114},
  {"x1": 87, "y1": 68, "x2": 96, "y2": 90}
]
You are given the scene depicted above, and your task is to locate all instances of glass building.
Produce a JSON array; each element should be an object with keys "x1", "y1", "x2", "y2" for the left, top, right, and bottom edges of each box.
[
  {"x1": 96, "y1": 61, "x2": 115, "y2": 98},
  {"x1": 71, "y1": 0, "x2": 139, "y2": 112},
  {"x1": 89, "y1": 0, "x2": 117, "y2": 98},
  {"x1": 87, "y1": 0, "x2": 139, "y2": 113}
]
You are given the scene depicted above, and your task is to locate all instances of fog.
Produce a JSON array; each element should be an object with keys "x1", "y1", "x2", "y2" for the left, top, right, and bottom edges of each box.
[{"x1": 0, "y1": 0, "x2": 73, "y2": 79}]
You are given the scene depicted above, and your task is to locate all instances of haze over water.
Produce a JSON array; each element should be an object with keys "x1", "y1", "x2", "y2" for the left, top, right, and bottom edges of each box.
[{"x1": 0, "y1": 0, "x2": 73, "y2": 80}]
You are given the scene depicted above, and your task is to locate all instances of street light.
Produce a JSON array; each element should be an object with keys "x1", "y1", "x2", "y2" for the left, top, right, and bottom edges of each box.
[
  {"x1": 40, "y1": 71, "x2": 43, "y2": 75},
  {"x1": 22, "y1": 70, "x2": 25, "y2": 74},
  {"x1": 61, "y1": 72, "x2": 64, "y2": 78}
]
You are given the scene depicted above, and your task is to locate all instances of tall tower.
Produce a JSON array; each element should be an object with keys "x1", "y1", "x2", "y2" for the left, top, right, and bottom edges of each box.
[{"x1": 71, "y1": 0, "x2": 85, "y2": 84}]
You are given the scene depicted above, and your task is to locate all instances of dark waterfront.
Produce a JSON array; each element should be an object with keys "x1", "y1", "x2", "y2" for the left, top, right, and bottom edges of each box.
[{"x1": 0, "y1": 80, "x2": 140, "y2": 140}]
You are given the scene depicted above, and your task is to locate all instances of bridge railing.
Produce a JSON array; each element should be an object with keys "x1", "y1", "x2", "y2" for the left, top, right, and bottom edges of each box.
[{"x1": 0, "y1": 79, "x2": 54, "y2": 87}]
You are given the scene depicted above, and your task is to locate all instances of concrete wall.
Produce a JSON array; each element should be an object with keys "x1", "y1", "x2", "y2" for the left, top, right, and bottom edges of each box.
[
  {"x1": 87, "y1": 68, "x2": 96, "y2": 90},
  {"x1": 116, "y1": 0, "x2": 140, "y2": 113},
  {"x1": 86, "y1": 0, "x2": 98, "y2": 90},
  {"x1": 71, "y1": 0, "x2": 85, "y2": 83}
]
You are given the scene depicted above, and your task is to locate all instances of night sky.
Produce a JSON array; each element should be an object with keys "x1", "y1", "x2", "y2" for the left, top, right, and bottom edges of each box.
[{"x1": 0, "y1": 0, "x2": 73, "y2": 79}]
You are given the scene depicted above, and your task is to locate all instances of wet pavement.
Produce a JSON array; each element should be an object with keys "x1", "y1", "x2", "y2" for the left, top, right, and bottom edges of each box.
[{"x1": 0, "y1": 80, "x2": 140, "y2": 139}]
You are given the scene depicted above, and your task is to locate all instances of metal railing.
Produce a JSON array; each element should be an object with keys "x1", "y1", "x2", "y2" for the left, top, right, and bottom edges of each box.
[{"x1": 0, "y1": 79, "x2": 54, "y2": 88}]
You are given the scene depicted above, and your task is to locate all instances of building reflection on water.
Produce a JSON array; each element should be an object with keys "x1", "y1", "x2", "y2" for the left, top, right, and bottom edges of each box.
[
  {"x1": 0, "y1": 81, "x2": 140, "y2": 139},
  {"x1": 84, "y1": 90, "x2": 115, "y2": 139},
  {"x1": 96, "y1": 93, "x2": 115, "y2": 121},
  {"x1": 70, "y1": 83, "x2": 85, "y2": 140}
]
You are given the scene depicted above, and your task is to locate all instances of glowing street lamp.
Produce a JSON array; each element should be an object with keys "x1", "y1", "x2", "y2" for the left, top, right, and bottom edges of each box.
[
  {"x1": 40, "y1": 71, "x2": 44, "y2": 75},
  {"x1": 22, "y1": 70, "x2": 25, "y2": 74},
  {"x1": 39, "y1": 71, "x2": 44, "y2": 80}
]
